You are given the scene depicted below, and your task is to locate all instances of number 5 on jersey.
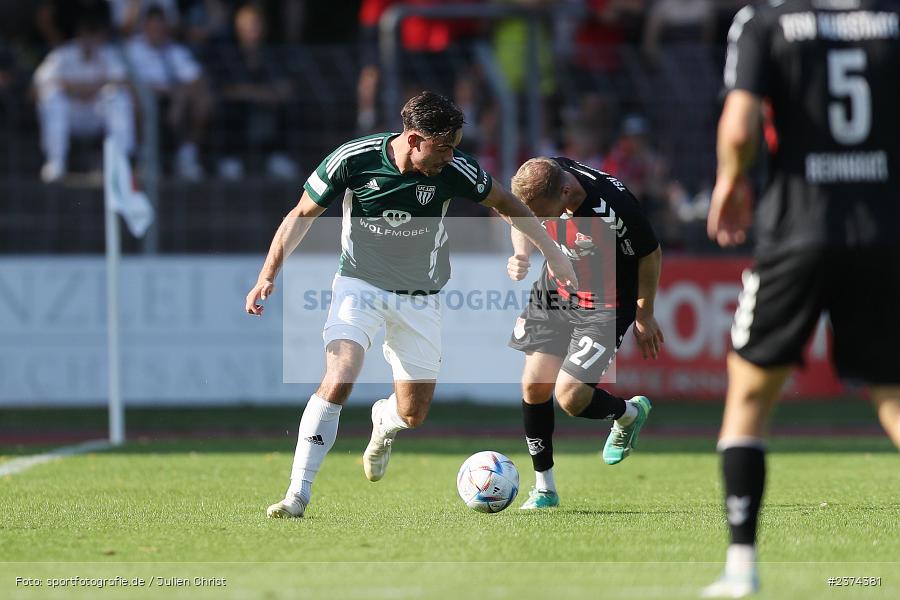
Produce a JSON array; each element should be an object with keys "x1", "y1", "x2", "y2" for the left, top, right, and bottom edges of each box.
[{"x1": 827, "y1": 48, "x2": 871, "y2": 145}]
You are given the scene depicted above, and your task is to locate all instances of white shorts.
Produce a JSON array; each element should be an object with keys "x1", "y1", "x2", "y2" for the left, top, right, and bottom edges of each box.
[{"x1": 323, "y1": 275, "x2": 442, "y2": 380}]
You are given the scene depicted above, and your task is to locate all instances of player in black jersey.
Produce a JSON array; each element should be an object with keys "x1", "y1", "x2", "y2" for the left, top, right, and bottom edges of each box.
[
  {"x1": 704, "y1": 2, "x2": 900, "y2": 597},
  {"x1": 506, "y1": 157, "x2": 664, "y2": 509}
]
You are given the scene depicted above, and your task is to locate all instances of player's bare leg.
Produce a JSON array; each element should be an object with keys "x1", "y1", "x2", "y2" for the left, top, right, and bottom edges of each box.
[
  {"x1": 519, "y1": 352, "x2": 562, "y2": 509},
  {"x1": 703, "y1": 352, "x2": 790, "y2": 598},
  {"x1": 268, "y1": 340, "x2": 364, "y2": 518},
  {"x1": 552, "y1": 373, "x2": 649, "y2": 466},
  {"x1": 871, "y1": 387, "x2": 900, "y2": 449},
  {"x1": 364, "y1": 380, "x2": 436, "y2": 482}
]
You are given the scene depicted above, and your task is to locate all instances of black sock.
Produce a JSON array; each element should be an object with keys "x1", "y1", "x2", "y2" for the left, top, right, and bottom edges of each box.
[
  {"x1": 522, "y1": 398, "x2": 554, "y2": 472},
  {"x1": 721, "y1": 444, "x2": 766, "y2": 545},
  {"x1": 576, "y1": 388, "x2": 626, "y2": 420}
]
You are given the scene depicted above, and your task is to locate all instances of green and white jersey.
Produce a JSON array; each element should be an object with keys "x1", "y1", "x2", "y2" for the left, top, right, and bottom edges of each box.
[{"x1": 303, "y1": 132, "x2": 493, "y2": 293}]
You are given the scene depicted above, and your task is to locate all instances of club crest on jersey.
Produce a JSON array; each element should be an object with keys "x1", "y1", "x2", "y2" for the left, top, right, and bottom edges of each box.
[
  {"x1": 416, "y1": 184, "x2": 436, "y2": 205},
  {"x1": 513, "y1": 317, "x2": 527, "y2": 340},
  {"x1": 574, "y1": 232, "x2": 594, "y2": 249}
]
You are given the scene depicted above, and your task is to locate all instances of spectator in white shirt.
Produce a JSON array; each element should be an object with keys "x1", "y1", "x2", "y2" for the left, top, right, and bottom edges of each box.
[
  {"x1": 33, "y1": 14, "x2": 135, "y2": 183},
  {"x1": 126, "y1": 5, "x2": 211, "y2": 180}
]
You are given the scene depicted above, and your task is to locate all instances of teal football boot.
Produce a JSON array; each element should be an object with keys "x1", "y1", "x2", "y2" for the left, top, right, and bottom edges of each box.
[
  {"x1": 602, "y1": 395, "x2": 652, "y2": 465},
  {"x1": 519, "y1": 488, "x2": 560, "y2": 510}
]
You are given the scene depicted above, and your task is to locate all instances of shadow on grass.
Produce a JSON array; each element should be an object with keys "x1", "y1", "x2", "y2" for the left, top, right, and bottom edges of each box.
[{"x1": 555, "y1": 509, "x2": 699, "y2": 516}]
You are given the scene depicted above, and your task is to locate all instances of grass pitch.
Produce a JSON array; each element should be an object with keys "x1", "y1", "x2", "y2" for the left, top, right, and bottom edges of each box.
[{"x1": 1, "y1": 405, "x2": 898, "y2": 599}]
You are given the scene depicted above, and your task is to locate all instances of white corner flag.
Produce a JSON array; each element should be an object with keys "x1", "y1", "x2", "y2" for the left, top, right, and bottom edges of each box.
[
  {"x1": 104, "y1": 138, "x2": 154, "y2": 237},
  {"x1": 103, "y1": 136, "x2": 155, "y2": 446}
]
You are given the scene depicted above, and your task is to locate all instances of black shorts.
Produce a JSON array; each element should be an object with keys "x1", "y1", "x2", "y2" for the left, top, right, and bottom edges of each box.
[
  {"x1": 733, "y1": 245, "x2": 900, "y2": 384},
  {"x1": 508, "y1": 285, "x2": 634, "y2": 386}
]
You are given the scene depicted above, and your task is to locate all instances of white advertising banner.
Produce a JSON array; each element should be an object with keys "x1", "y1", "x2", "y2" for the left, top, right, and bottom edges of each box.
[
  {"x1": 0, "y1": 256, "x2": 527, "y2": 407},
  {"x1": 4, "y1": 255, "x2": 830, "y2": 407}
]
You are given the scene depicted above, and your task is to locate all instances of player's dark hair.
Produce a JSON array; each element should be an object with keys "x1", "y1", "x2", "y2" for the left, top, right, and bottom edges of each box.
[
  {"x1": 400, "y1": 91, "x2": 465, "y2": 139},
  {"x1": 511, "y1": 157, "x2": 564, "y2": 209}
]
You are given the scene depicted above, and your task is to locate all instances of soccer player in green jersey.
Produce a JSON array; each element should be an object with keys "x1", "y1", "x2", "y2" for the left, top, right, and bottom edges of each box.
[{"x1": 245, "y1": 91, "x2": 578, "y2": 518}]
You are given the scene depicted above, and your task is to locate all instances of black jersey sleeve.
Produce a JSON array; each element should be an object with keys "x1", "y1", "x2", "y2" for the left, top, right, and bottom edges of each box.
[
  {"x1": 724, "y1": 5, "x2": 771, "y2": 97},
  {"x1": 630, "y1": 202, "x2": 660, "y2": 258},
  {"x1": 611, "y1": 182, "x2": 659, "y2": 258}
]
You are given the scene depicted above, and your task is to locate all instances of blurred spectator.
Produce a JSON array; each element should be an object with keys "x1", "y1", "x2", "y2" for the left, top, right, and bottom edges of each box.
[
  {"x1": 642, "y1": 0, "x2": 715, "y2": 66},
  {"x1": 602, "y1": 114, "x2": 684, "y2": 246},
  {"x1": 603, "y1": 115, "x2": 657, "y2": 197},
  {"x1": 565, "y1": 0, "x2": 645, "y2": 148},
  {"x1": 356, "y1": 0, "x2": 386, "y2": 132},
  {"x1": 560, "y1": 120, "x2": 605, "y2": 170},
  {"x1": 181, "y1": 0, "x2": 234, "y2": 49},
  {"x1": 109, "y1": 0, "x2": 180, "y2": 36},
  {"x1": 560, "y1": 94, "x2": 617, "y2": 164},
  {"x1": 493, "y1": 0, "x2": 555, "y2": 96},
  {"x1": 125, "y1": 5, "x2": 212, "y2": 180},
  {"x1": 356, "y1": 0, "x2": 482, "y2": 133},
  {"x1": 209, "y1": 3, "x2": 298, "y2": 180},
  {"x1": 35, "y1": 0, "x2": 111, "y2": 49},
  {"x1": 272, "y1": 0, "x2": 307, "y2": 44},
  {"x1": 573, "y1": 0, "x2": 644, "y2": 77},
  {"x1": 33, "y1": 14, "x2": 135, "y2": 183},
  {"x1": 492, "y1": 0, "x2": 560, "y2": 153}
]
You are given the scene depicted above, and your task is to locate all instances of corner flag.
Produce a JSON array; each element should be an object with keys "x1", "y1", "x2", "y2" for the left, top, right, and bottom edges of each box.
[{"x1": 103, "y1": 138, "x2": 154, "y2": 238}]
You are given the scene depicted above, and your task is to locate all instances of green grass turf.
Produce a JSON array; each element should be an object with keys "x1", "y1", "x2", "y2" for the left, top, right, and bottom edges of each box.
[{"x1": 1, "y1": 434, "x2": 898, "y2": 600}]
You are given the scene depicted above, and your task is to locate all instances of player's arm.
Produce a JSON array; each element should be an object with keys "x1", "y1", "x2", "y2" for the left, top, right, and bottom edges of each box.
[
  {"x1": 707, "y1": 90, "x2": 761, "y2": 247},
  {"x1": 507, "y1": 228, "x2": 535, "y2": 281},
  {"x1": 633, "y1": 246, "x2": 665, "y2": 359},
  {"x1": 708, "y1": 6, "x2": 768, "y2": 247},
  {"x1": 245, "y1": 192, "x2": 326, "y2": 316},
  {"x1": 482, "y1": 183, "x2": 578, "y2": 289}
]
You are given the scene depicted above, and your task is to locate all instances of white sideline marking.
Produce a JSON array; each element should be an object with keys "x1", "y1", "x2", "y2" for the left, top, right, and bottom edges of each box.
[{"x1": 0, "y1": 440, "x2": 112, "y2": 477}]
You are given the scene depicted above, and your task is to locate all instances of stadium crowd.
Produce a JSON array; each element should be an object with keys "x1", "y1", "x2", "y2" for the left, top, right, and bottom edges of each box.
[{"x1": 0, "y1": 0, "x2": 752, "y2": 251}]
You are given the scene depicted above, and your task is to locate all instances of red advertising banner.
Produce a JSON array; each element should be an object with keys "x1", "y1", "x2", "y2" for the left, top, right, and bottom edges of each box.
[{"x1": 607, "y1": 257, "x2": 844, "y2": 400}]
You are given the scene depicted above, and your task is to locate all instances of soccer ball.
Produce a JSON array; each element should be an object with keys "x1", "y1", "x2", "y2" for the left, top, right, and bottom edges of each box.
[{"x1": 456, "y1": 451, "x2": 519, "y2": 513}]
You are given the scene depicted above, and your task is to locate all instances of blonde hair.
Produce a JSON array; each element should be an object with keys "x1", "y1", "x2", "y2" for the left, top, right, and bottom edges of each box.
[{"x1": 510, "y1": 157, "x2": 563, "y2": 208}]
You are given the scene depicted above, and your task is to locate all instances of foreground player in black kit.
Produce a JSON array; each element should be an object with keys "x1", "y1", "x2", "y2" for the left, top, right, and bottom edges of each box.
[
  {"x1": 704, "y1": 1, "x2": 900, "y2": 597},
  {"x1": 506, "y1": 157, "x2": 664, "y2": 509}
]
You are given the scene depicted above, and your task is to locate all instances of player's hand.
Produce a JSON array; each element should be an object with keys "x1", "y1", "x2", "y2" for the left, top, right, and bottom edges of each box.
[
  {"x1": 546, "y1": 251, "x2": 579, "y2": 291},
  {"x1": 507, "y1": 254, "x2": 530, "y2": 281},
  {"x1": 707, "y1": 174, "x2": 753, "y2": 247},
  {"x1": 245, "y1": 279, "x2": 275, "y2": 316},
  {"x1": 633, "y1": 312, "x2": 665, "y2": 360}
]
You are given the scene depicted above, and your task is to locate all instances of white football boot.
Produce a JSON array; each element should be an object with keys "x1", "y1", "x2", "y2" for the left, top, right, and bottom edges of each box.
[
  {"x1": 266, "y1": 494, "x2": 307, "y2": 519},
  {"x1": 701, "y1": 547, "x2": 759, "y2": 598},
  {"x1": 363, "y1": 399, "x2": 396, "y2": 482},
  {"x1": 700, "y1": 571, "x2": 759, "y2": 598}
]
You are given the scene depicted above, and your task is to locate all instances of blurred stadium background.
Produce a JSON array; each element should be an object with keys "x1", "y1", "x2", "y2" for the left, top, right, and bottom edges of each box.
[
  {"x1": 3, "y1": 4, "x2": 897, "y2": 599},
  {"x1": 1, "y1": 0, "x2": 863, "y2": 438}
]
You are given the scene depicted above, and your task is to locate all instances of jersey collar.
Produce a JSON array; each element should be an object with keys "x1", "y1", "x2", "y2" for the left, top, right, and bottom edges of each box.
[{"x1": 382, "y1": 133, "x2": 402, "y2": 174}]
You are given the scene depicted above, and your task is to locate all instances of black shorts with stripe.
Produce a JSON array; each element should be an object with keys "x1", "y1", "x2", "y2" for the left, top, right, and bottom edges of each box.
[
  {"x1": 732, "y1": 244, "x2": 900, "y2": 384},
  {"x1": 508, "y1": 282, "x2": 634, "y2": 386}
]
